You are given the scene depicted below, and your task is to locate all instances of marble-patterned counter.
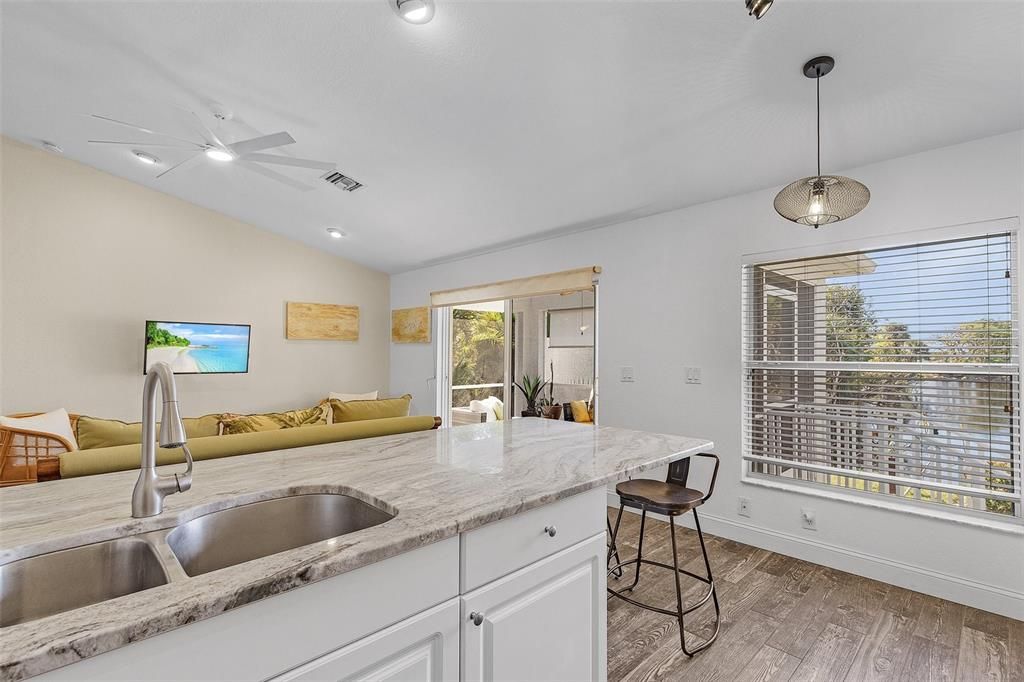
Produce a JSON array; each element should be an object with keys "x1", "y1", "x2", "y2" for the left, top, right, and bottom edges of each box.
[{"x1": 0, "y1": 419, "x2": 712, "y2": 679}]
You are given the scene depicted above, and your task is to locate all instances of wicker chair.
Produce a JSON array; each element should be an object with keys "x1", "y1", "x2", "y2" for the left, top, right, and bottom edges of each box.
[{"x1": 0, "y1": 414, "x2": 78, "y2": 486}]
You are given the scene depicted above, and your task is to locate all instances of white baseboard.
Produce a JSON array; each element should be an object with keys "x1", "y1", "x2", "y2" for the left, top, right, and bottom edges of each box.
[{"x1": 605, "y1": 491, "x2": 1023, "y2": 620}]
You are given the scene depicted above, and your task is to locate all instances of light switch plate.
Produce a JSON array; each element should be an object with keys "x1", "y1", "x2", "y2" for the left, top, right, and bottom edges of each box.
[{"x1": 620, "y1": 366, "x2": 635, "y2": 383}]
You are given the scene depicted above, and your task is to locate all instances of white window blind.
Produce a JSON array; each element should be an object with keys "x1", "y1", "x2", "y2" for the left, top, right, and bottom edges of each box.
[{"x1": 742, "y1": 232, "x2": 1021, "y2": 518}]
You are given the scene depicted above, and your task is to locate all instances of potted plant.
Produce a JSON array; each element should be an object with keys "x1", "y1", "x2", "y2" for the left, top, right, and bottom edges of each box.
[
  {"x1": 539, "y1": 363, "x2": 562, "y2": 419},
  {"x1": 514, "y1": 374, "x2": 547, "y2": 417}
]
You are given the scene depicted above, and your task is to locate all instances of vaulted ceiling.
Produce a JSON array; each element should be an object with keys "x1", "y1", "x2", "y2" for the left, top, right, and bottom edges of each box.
[{"x1": 3, "y1": 1, "x2": 1022, "y2": 272}]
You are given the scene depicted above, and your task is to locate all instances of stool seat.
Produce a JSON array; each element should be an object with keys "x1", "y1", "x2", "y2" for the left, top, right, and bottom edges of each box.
[{"x1": 616, "y1": 479, "x2": 705, "y2": 515}]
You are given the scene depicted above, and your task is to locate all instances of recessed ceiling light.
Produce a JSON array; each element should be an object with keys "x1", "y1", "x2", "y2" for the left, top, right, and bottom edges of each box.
[
  {"x1": 133, "y1": 150, "x2": 160, "y2": 165},
  {"x1": 205, "y1": 148, "x2": 234, "y2": 162},
  {"x1": 745, "y1": 0, "x2": 772, "y2": 19},
  {"x1": 41, "y1": 141, "x2": 63, "y2": 154},
  {"x1": 326, "y1": 228, "x2": 347, "y2": 239},
  {"x1": 396, "y1": 0, "x2": 434, "y2": 24}
]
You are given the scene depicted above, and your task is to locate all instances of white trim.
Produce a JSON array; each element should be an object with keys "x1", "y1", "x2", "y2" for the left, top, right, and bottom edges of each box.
[
  {"x1": 740, "y1": 475, "x2": 1024, "y2": 533},
  {"x1": 742, "y1": 455, "x2": 1022, "y2": 504},
  {"x1": 740, "y1": 216, "x2": 1020, "y2": 265},
  {"x1": 604, "y1": 490, "x2": 1024, "y2": 620}
]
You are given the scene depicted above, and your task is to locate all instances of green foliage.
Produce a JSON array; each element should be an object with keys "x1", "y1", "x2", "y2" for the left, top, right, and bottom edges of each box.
[
  {"x1": 514, "y1": 374, "x2": 548, "y2": 413},
  {"x1": 939, "y1": 319, "x2": 1012, "y2": 364},
  {"x1": 146, "y1": 321, "x2": 190, "y2": 349},
  {"x1": 452, "y1": 309, "x2": 505, "y2": 404},
  {"x1": 825, "y1": 285, "x2": 876, "y2": 362}
]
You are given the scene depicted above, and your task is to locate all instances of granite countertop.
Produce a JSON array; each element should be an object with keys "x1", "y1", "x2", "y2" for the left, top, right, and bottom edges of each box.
[{"x1": 0, "y1": 419, "x2": 713, "y2": 679}]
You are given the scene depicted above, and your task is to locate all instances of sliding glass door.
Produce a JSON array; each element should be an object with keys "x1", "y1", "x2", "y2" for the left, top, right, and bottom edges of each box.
[{"x1": 436, "y1": 287, "x2": 598, "y2": 427}]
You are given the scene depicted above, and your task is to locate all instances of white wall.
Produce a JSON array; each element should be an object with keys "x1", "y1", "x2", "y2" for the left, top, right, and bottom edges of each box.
[
  {"x1": 391, "y1": 130, "x2": 1024, "y2": 618},
  {"x1": 1, "y1": 137, "x2": 390, "y2": 421}
]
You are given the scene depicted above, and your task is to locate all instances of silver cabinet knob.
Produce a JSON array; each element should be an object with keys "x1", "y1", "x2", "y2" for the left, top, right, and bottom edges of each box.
[
  {"x1": 469, "y1": 612, "x2": 484, "y2": 626},
  {"x1": 544, "y1": 525, "x2": 557, "y2": 537}
]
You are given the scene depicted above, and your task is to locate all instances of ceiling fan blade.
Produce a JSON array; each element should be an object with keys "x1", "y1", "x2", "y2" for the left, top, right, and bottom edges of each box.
[
  {"x1": 238, "y1": 160, "x2": 314, "y2": 192},
  {"x1": 228, "y1": 132, "x2": 296, "y2": 156},
  {"x1": 88, "y1": 140, "x2": 202, "y2": 149},
  {"x1": 185, "y1": 109, "x2": 228, "y2": 149},
  {"x1": 155, "y1": 152, "x2": 202, "y2": 179},
  {"x1": 241, "y1": 152, "x2": 335, "y2": 171},
  {"x1": 89, "y1": 114, "x2": 201, "y2": 147}
]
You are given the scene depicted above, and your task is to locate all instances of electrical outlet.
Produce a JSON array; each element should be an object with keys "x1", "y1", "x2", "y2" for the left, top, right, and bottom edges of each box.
[
  {"x1": 738, "y1": 497, "x2": 751, "y2": 518},
  {"x1": 685, "y1": 367, "x2": 702, "y2": 384},
  {"x1": 801, "y1": 508, "x2": 817, "y2": 531},
  {"x1": 620, "y1": 366, "x2": 635, "y2": 383}
]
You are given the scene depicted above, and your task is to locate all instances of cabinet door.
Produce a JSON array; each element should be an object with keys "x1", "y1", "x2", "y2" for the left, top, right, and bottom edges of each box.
[
  {"x1": 461, "y1": 534, "x2": 606, "y2": 682},
  {"x1": 272, "y1": 598, "x2": 459, "y2": 682}
]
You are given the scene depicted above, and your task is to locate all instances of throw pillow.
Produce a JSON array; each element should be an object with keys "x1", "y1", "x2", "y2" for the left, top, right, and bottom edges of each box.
[
  {"x1": 220, "y1": 403, "x2": 331, "y2": 435},
  {"x1": 76, "y1": 414, "x2": 222, "y2": 450},
  {"x1": 0, "y1": 408, "x2": 79, "y2": 450},
  {"x1": 569, "y1": 400, "x2": 593, "y2": 424},
  {"x1": 328, "y1": 391, "x2": 379, "y2": 402},
  {"x1": 330, "y1": 394, "x2": 412, "y2": 423}
]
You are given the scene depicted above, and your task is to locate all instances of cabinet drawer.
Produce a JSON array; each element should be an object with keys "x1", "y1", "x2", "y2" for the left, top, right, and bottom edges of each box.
[{"x1": 460, "y1": 487, "x2": 605, "y2": 592}]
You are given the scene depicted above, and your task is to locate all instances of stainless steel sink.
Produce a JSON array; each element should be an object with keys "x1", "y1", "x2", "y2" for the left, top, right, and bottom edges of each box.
[
  {"x1": 166, "y1": 493, "x2": 395, "y2": 576},
  {"x1": 0, "y1": 538, "x2": 168, "y2": 627}
]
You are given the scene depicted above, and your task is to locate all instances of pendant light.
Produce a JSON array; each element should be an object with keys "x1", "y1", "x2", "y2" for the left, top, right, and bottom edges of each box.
[{"x1": 774, "y1": 56, "x2": 870, "y2": 227}]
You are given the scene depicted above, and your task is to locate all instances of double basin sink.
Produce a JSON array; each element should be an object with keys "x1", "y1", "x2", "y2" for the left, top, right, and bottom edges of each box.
[{"x1": 0, "y1": 493, "x2": 394, "y2": 628}]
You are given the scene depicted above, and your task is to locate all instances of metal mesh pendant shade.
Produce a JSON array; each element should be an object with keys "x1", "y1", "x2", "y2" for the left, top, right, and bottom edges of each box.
[
  {"x1": 774, "y1": 174, "x2": 870, "y2": 226},
  {"x1": 775, "y1": 56, "x2": 870, "y2": 227}
]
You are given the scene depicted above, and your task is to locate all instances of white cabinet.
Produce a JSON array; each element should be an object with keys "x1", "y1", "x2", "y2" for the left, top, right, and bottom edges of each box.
[
  {"x1": 461, "y1": 534, "x2": 607, "y2": 682},
  {"x1": 272, "y1": 598, "x2": 459, "y2": 682},
  {"x1": 41, "y1": 493, "x2": 608, "y2": 682}
]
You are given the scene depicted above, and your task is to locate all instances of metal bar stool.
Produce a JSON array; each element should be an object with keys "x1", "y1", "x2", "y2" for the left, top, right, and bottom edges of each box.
[{"x1": 607, "y1": 453, "x2": 721, "y2": 656}]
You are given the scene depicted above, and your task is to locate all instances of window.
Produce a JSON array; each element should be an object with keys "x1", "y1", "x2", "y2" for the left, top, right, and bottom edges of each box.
[{"x1": 742, "y1": 231, "x2": 1021, "y2": 518}]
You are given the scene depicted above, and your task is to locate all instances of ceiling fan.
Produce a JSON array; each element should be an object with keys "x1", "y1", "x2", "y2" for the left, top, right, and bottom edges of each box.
[{"x1": 87, "y1": 109, "x2": 336, "y2": 191}]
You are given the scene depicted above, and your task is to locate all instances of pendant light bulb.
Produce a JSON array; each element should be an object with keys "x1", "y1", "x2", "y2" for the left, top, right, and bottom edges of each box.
[{"x1": 774, "y1": 56, "x2": 870, "y2": 227}]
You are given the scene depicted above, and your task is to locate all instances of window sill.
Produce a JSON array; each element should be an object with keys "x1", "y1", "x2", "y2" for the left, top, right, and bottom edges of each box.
[{"x1": 742, "y1": 474, "x2": 1024, "y2": 536}]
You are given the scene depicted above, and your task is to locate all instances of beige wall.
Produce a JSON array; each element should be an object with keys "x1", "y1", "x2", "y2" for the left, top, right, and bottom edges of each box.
[{"x1": 0, "y1": 137, "x2": 390, "y2": 420}]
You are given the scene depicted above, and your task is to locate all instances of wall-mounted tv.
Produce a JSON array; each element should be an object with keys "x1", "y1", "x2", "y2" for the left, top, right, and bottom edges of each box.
[{"x1": 144, "y1": 321, "x2": 251, "y2": 375}]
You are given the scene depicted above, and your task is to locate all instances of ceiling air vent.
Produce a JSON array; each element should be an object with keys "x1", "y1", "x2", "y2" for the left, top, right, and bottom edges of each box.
[{"x1": 321, "y1": 170, "x2": 364, "y2": 192}]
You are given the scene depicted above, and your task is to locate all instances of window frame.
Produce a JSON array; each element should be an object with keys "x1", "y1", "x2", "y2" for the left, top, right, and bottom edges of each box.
[{"x1": 740, "y1": 218, "x2": 1024, "y2": 529}]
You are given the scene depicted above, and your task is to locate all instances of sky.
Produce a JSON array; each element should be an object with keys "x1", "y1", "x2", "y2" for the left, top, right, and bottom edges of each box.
[
  {"x1": 157, "y1": 322, "x2": 250, "y2": 346},
  {"x1": 827, "y1": 234, "x2": 1013, "y2": 344}
]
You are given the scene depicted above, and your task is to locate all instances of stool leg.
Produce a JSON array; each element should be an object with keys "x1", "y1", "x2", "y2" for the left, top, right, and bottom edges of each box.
[
  {"x1": 693, "y1": 509, "x2": 721, "y2": 637},
  {"x1": 607, "y1": 508, "x2": 624, "y2": 579},
  {"x1": 624, "y1": 508, "x2": 647, "y2": 592},
  {"x1": 668, "y1": 514, "x2": 690, "y2": 654}
]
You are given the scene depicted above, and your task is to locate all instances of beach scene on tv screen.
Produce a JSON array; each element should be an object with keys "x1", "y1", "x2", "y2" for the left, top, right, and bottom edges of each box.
[{"x1": 145, "y1": 321, "x2": 249, "y2": 374}]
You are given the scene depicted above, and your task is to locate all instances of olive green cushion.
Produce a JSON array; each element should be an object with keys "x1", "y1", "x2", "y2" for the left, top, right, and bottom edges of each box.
[
  {"x1": 59, "y1": 415, "x2": 439, "y2": 478},
  {"x1": 76, "y1": 414, "x2": 222, "y2": 450},
  {"x1": 329, "y1": 395, "x2": 412, "y2": 423},
  {"x1": 219, "y1": 403, "x2": 330, "y2": 435}
]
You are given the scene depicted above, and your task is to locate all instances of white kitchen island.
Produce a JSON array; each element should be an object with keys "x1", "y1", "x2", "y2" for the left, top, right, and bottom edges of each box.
[{"x1": 0, "y1": 419, "x2": 712, "y2": 681}]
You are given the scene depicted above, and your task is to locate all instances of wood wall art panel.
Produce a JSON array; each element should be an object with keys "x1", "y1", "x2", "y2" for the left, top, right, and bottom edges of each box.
[
  {"x1": 286, "y1": 302, "x2": 360, "y2": 341},
  {"x1": 391, "y1": 307, "x2": 430, "y2": 343}
]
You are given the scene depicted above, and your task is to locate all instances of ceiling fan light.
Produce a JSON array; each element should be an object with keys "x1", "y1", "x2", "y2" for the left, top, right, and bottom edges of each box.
[
  {"x1": 133, "y1": 150, "x2": 160, "y2": 165},
  {"x1": 745, "y1": 0, "x2": 773, "y2": 19},
  {"x1": 397, "y1": 0, "x2": 433, "y2": 24},
  {"x1": 205, "y1": 148, "x2": 234, "y2": 162}
]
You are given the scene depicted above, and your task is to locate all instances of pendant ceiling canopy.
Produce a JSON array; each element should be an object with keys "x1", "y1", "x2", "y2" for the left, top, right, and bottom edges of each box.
[{"x1": 774, "y1": 56, "x2": 870, "y2": 227}]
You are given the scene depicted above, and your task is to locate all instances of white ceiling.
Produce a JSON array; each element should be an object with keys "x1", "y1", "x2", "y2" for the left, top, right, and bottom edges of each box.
[{"x1": 3, "y1": 1, "x2": 1022, "y2": 273}]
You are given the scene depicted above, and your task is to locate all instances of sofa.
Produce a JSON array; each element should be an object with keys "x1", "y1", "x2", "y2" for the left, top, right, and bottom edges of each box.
[{"x1": 0, "y1": 396, "x2": 440, "y2": 485}]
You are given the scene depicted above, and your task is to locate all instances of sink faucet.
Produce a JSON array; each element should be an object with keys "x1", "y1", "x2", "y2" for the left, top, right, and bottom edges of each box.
[{"x1": 132, "y1": 362, "x2": 193, "y2": 518}]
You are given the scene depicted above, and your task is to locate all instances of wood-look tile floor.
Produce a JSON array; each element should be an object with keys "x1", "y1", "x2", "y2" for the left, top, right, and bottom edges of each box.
[{"x1": 606, "y1": 508, "x2": 1022, "y2": 682}]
